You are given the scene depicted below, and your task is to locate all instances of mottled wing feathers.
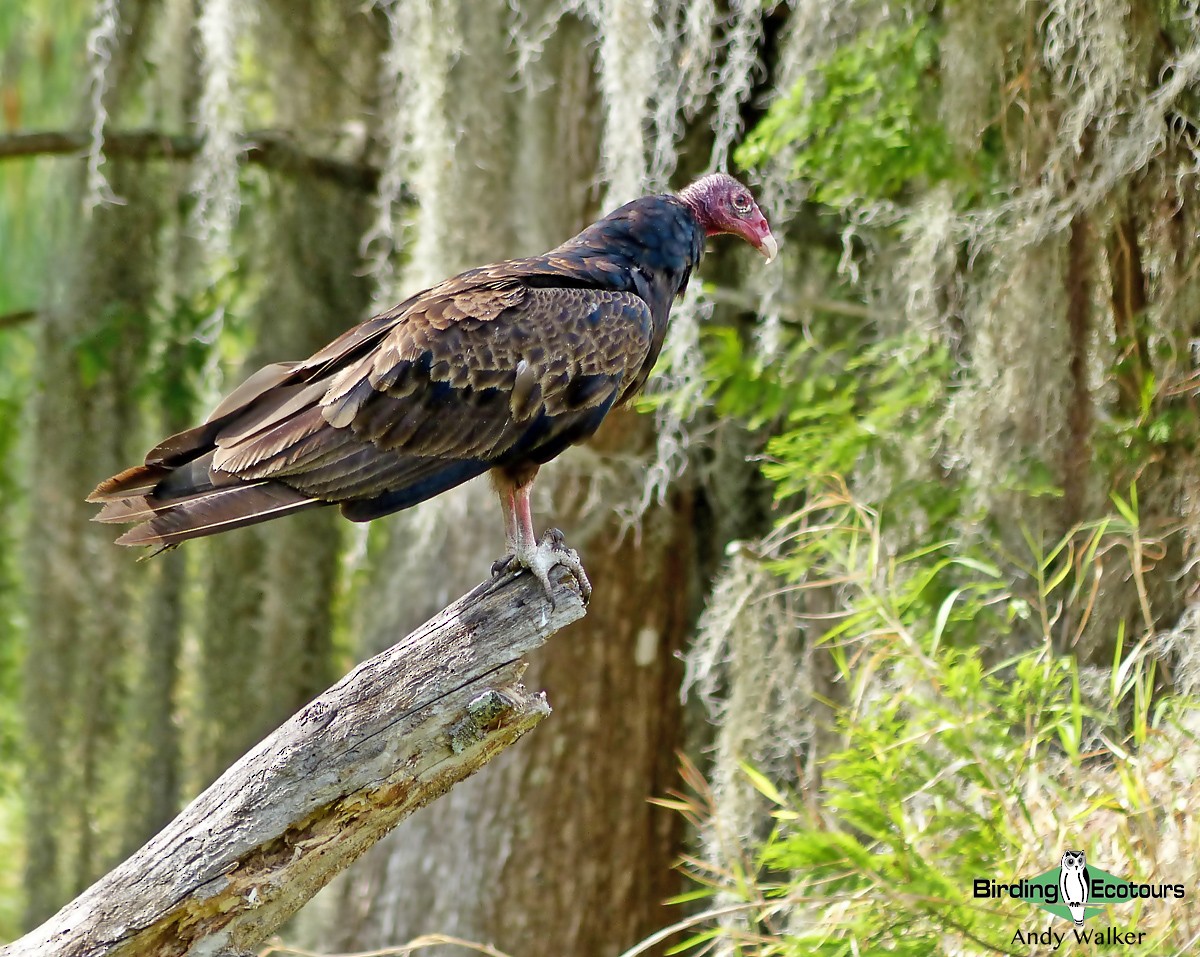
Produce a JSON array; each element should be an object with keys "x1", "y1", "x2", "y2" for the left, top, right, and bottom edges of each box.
[
  {"x1": 90, "y1": 280, "x2": 654, "y2": 543},
  {"x1": 216, "y1": 286, "x2": 651, "y2": 496}
]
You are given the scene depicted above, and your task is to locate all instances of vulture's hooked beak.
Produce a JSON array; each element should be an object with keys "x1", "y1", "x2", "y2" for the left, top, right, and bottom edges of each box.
[{"x1": 757, "y1": 230, "x2": 779, "y2": 265}]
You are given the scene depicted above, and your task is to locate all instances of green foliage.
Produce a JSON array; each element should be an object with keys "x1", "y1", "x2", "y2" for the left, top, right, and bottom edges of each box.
[
  {"x1": 735, "y1": 19, "x2": 960, "y2": 206},
  {"x1": 71, "y1": 304, "x2": 146, "y2": 387},
  {"x1": 1093, "y1": 353, "x2": 1200, "y2": 486},
  {"x1": 649, "y1": 250, "x2": 1196, "y2": 956},
  {"x1": 759, "y1": 341, "x2": 947, "y2": 503},
  {"x1": 70, "y1": 273, "x2": 252, "y2": 434},
  {"x1": 649, "y1": 1, "x2": 1200, "y2": 953},
  {"x1": 654, "y1": 494, "x2": 1195, "y2": 956},
  {"x1": 701, "y1": 323, "x2": 953, "y2": 519},
  {"x1": 153, "y1": 273, "x2": 254, "y2": 427}
]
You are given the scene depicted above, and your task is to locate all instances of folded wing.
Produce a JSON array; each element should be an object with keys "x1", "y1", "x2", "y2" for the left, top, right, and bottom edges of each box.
[{"x1": 89, "y1": 279, "x2": 653, "y2": 546}]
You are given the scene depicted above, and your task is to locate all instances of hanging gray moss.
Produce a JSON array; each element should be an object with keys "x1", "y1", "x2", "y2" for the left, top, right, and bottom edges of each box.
[{"x1": 191, "y1": 0, "x2": 246, "y2": 263}]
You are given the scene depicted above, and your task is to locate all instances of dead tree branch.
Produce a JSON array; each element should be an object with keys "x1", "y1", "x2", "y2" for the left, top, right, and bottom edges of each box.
[
  {"x1": 0, "y1": 129, "x2": 392, "y2": 194},
  {"x1": 1, "y1": 568, "x2": 587, "y2": 957},
  {"x1": 0, "y1": 309, "x2": 37, "y2": 331}
]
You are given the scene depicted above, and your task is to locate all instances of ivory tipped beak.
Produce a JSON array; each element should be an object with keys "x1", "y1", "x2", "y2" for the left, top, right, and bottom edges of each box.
[{"x1": 758, "y1": 231, "x2": 779, "y2": 264}]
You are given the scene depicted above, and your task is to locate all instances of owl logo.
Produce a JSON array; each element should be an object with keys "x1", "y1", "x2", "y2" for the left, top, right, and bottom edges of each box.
[{"x1": 1060, "y1": 850, "x2": 1090, "y2": 926}]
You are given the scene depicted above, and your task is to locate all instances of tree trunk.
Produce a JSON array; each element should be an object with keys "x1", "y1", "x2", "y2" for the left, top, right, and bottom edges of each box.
[
  {"x1": 23, "y1": 153, "x2": 165, "y2": 926},
  {"x1": 119, "y1": 549, "x2": 185, "y2": 859},
  {"x1": 195, "y1": 0, "x2": 379, "y2": 782}
]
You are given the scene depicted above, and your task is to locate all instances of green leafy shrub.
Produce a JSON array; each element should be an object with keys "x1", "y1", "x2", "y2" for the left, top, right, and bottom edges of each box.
[
  {"x1": 735, "y1": 20, "x2": 960, "y2": 206},
  {"x1": 701, "y1": 322, "x2": 953, "y2": 521},
  {"x1": 646, "y1": 491, "x2": 1197, "y2": 956}
]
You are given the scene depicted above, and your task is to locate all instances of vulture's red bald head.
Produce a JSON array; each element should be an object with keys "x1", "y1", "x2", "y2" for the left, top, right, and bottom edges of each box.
[{"x1": 678, "y1": 173, "x2": 778, "y2": 263}]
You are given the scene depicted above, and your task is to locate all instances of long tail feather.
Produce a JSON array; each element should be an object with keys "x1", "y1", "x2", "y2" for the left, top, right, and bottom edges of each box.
[
  {"x1": 114, "y1": 482, "x2": 321, "y2": 547},
  {"x1": 87, "y1": 464, "x2": 172, "y2": 502}
]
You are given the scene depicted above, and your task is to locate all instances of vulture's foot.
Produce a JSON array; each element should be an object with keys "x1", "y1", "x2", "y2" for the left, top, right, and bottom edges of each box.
[{"x1": 491, "y1": 528, "x2": 592, "y2": 606}]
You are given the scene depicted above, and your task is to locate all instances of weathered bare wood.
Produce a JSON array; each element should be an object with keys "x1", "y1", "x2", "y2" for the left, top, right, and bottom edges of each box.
[{"x1": 2, "y1": 568, "x2": 587, "y2": 957}]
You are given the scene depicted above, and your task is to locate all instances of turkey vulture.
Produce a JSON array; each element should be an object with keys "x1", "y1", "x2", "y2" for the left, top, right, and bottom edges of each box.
[{"x1": 90, "y1": 173, "x2": 776, "y2": 600}]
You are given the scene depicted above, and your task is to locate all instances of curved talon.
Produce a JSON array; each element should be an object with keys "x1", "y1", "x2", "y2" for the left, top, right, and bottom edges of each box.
[
  {"x1": 491, "y1": 554, "x2": 516, "y2": 578},
  {"x1": 537, "y1": 529, "x2": 591, "y2": 605},
  {"x1": 492, "y1": 530, "x2": 591, "y2": 607}
]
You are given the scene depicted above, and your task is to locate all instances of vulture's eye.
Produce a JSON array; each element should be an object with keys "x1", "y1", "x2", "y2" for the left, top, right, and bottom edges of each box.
[{"x1": 732, "y1": 192, "x2": 752, "y2": 214}]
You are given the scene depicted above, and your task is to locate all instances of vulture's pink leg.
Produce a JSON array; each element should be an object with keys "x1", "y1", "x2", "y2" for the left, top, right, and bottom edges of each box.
[{"x1": 491, "y1": 469, "x2": 591, "y2": 604}]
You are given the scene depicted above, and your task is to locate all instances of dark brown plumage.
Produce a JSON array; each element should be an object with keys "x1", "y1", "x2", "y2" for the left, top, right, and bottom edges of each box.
[{"x1": 90, "y1": 173, "x2": 776, "y2": 597}]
